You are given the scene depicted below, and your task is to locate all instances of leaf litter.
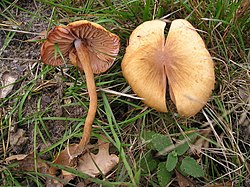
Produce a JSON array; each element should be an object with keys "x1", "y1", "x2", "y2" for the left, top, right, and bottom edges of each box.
[
  {"x1": 9, "y1": 128, "x2": 29, "y2": 153},
  {"x1": 0, "y1": 71, "x2": 18, "y2": 98},
  {"x1": 77, "y1": 138, "x2": 119, "y2": 177},
  {"x1": 5, "y1": 136, "x2": 119, "y2": 186},
  {"x1": 5, "y1": 153, "x2": 49, "y2": 174}
]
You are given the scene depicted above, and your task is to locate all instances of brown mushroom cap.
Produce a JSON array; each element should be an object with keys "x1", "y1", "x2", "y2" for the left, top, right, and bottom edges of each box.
[
  {"x1": 121, "y1": 19, "x2": 215, "y2": 116},
  {"x1": 41, "y1": 20, "x2": 120, "y2": 74}
]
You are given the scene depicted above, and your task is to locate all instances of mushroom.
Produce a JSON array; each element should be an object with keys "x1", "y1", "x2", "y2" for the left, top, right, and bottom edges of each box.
[
  {"x1": 41, "y1": 20, "x2": 120, "y2": 155},
  {"x1": 121, "y1": 19, "x2": 215, "y2": 116}
]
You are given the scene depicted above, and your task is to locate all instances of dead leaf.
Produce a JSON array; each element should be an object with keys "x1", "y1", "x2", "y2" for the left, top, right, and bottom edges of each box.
[
  {"x1": 77, "y1": 138, "x2": 119, "y2": 177},
  {"x1": 5, "y1": 154, "x2": 28, "y2": 162},
  {"x1": 47, "y1": 143, "x2": 79, "y2": 186},
  {"x1": 75, "y1": 182, "x2": 85, "y2": 187},
  {"x1": 51, "y1": 144, "x2": 79, "y2": 172},
  {"x1": 204, "y1": 181, "x2": 233, "y2": 187},
  {"x1": 236, "y1": 0, "x2": 250, "y2": 18},
  {"x1": 26, "y1": 30, "x2": 47, "y2": 42},
  {"x1": 9, "y1": 128, "x2": 28, "y2": 152},
  {"x1": 46, "y1": 137, "x2": 118, "y2": 186},
  {"x1": 0, "y1": 72, "x2": 18, "y2": 98},
  {"x1": 5, "y1": 153, "x2": 49, "y2": 174},
  {"x1": 175, "y1": 170, "x2": 196, "y2": 187}
]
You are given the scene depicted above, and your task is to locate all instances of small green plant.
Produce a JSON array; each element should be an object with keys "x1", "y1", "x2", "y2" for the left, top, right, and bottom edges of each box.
[{"x1": 141, "y1": 130, "x2": 204, "y2": 186}]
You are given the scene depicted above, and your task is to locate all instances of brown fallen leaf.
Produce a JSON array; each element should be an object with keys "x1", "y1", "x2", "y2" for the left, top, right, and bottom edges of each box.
[
  {"x1": 0, "y1": 72, "x2": 18, "y2": 98},
  {"x1": 50, "y1": 144, "x2": 79, "y2": 173},
  {"x1": 5, "y1": 153, "x2": 49, "y2": 174},
  {"x1": 175, "y1": 170, "x2": 196, "y2": 187},
  {"x1": 77, "y1": 138, "x2": 119, "y2": 177},
  {"x1": 47, "y1": 137, "x2": 119, "y2": 186},
  {"x1": 5, "y1": 154, "x2": 28, "y2": 162},
  {"x1": 9, "y1": 128, "x2": 29, "y2": 152},
  {"x1": 47, "y1": 143, "x2": 79, "y2": 186},
  {"x1": 236, "y1": 0, "x2": 250, "y2": 18},
  {"x1": 204, "y1": 181, "x2": 233, "y2": 187}
]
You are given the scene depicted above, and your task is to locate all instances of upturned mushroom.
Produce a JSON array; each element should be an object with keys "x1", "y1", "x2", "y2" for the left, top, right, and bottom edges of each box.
[
  {"x1": 121, "y1": 19, "x2": 215, "y2": 116},
  {"x1": 41, "y1": 20, "x2": 120, "y2": 155}
]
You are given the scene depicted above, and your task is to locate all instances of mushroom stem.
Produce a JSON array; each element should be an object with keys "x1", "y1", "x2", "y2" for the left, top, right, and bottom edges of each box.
[{"x1": 74, "y1": 39, "x2": 97, "y2": 154}]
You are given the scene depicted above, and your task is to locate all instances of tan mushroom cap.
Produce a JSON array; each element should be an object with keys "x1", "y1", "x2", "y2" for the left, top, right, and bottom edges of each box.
[
  {"x1": 41, "y1": 20, "x2": 120, "y2": 74},
  {"x1": 122, "y1": 19, "x2": 215, "y2": 116},
  {"x1": 122, "y1": 20, "x2": 167, "y2": 112}
]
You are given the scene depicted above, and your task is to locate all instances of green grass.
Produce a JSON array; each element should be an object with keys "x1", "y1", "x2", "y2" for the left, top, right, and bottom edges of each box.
[{"x1": 0, "y1": 0, "x2": 250, "y2": 186}]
